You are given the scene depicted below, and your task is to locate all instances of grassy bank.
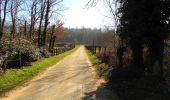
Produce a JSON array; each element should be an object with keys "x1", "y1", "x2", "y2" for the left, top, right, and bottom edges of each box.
[
  {"x1": 0, "y1": 46, "x2": 79, "y2": 95},
  {"x1": 85, "y1": 48, "x2": 110, "y2": 80}
]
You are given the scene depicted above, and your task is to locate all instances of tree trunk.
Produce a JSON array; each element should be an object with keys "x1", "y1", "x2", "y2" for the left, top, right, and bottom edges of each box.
[
  {"x1": 51, "y1": 36, "x2": 56, "y2": 52},
  {"x1": 0, "y1": 0, "x2": 8, "y2": 39},
  {"x1": 49, "y1": 25, "x2": 55, "y2": 52},
  {"x1": 42, "y1": 0, "x2": 50, "y2": 46},
  {"x1": 130, "y1": 38, "x2": 144, "y2": 76},
  {"x1": 29, "y1": 1, "x2": 34, "y2": 37},
  {"x1": 38, "y1": 0, "x2": 46, "y2": 47},
  {"x1": 0, "y1": 0, "x2": 2, "y2": 31},
  {"x1": 149, "y1": 38, "x2": 165, "y2": 81},
  {"x1": 24, "y1": 21, "x2": 27, "y2": 36},
  {"x1": 30, "y1": 0, "x2": 37, "y2": 37},
  {"x1": 10, "y1": 0, "x2": 17, "y2": 36}
]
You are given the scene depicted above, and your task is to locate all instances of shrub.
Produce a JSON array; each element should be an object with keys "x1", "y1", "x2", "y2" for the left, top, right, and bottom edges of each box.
[
  {"x1": 39, "y1": 48, "x2": 51, "y2": 58},
  {"x1": 0, "y1": 34, "x2": 41, "y2": 68}
]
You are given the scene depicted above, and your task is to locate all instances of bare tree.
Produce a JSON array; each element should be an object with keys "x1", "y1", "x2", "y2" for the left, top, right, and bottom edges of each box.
[
  {"x1": 49, "y1": 25, "x2": 55, "y2": 52},
  {"x1": 38, "y1": 0, "x2": 46, "y2": 47},
  {"x1": 29, "y1": 0, "x2": 39, "y2": 37},
  {"x1": 2, "y1": 0, "x2": 8, "y2": 32},
  {"x1": 10, "y1": 0, "x2": 22, "y2": 36},
  {"x1": 41, "y1": 0, "x2": 64, "y2": 47},
  {"x1": 0, "y1": 0, "x2": 9, "y2": 38},
  {"x1": 0, "y1": 0, "x2": 2, "y2": 31},
  {"x1": 42, "y1": 0, "x2": 50, "y2": 46},
  {"x1": 105, "y1": 0, "x2": 119, "y2": 29}
]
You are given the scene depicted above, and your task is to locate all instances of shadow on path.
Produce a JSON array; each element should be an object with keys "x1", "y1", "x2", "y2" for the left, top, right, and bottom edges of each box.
[
  {"x1": 82, "y1": 84, "x2": 120, "y2": 100},
  {"x1": 108, "y1": 67, "x2": 170, "y2": 100}
]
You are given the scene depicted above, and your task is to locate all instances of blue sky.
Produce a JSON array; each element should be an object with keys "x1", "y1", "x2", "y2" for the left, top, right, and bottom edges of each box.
[{"x1": 62, "y1": 0, "x2": 105, "y2": 28}]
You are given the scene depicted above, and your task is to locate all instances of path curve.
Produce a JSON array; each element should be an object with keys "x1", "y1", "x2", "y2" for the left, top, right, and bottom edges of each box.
[{"x1": 1, "y1": 46, "x2": 119, "y2": 100}]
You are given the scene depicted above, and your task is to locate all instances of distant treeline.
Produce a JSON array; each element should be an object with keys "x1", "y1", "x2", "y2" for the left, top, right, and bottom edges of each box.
[{"x1": 60, "y1": 28, "x2": 119, "y2": 48}]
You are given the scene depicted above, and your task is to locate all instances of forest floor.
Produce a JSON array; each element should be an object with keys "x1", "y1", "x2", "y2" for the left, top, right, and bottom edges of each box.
[{"x1": 0, "y1": 46, "x2": 120, "y2": 100}]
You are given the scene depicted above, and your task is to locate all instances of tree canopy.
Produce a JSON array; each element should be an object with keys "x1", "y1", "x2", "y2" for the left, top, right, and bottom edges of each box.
[{"x1": 117, "y1": 0, "x2": 170, "y2": 78}]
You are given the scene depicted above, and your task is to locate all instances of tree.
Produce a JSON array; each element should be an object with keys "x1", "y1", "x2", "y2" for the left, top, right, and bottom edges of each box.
[
  {"x1": 117, "y1": 0, "x2": 170, "y2": 78},
  {"x1": 29, "y1": 0, "x2": 39, "y2": 37},
  {"x1": 42, "y1": 0, "x2": 50, "y2": 46},
  {"x1": 48, "y1": 21, "x2": 64, "y2": 53},
  {"x1": 38, "y1": 0, "x2": 64, "y2": 47},
  {"x1": 144, "y1": 0, "x2": 170, "y2": 80},
  {"x1": 55, "y1": 22, "x2": 64, "y2": 38},
  {"x1": 0, "y1": 0, "x2": 9, "y2": 39},
  {"x1": 38, "y1": 0, "x2": 46, "y2": 47},
  {"x1": 10, "y1": 0, "x2": 22, "y2": 36},
  {"x1": 49, "y1": 25, "x2": 55, "y2": 52},
  {"x1": 87, "y1": 0, "x2": 170, "y2": 79}
]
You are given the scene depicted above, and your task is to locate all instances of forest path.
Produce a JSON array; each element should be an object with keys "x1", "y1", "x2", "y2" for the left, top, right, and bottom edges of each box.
[{"x1": 1, "y1": 46, "x2": 119, "y2": 100}]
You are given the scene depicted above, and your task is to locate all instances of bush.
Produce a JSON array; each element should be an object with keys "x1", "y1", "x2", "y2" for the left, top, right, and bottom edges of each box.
[
  {"x1": 0, "y1": 34, "x2": 41, "y2": 68},
  {"x1": 39, "y1": 48, "x2": 51, "y2": 58}
]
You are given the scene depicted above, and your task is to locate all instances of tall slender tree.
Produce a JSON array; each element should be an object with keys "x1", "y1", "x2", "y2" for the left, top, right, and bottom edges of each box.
[
  {"x1": 0, "y1": 0, "x2": 9, "y2": 39},
  {"x1": 42, "y1": 0, "x2": 50, "y2": 46},
  {"x1": 38, "y1": 0, "x2": 46, "y2": 47},
  {"x1": 29, "y1": 0, "x2": 38, "y2": 37}
]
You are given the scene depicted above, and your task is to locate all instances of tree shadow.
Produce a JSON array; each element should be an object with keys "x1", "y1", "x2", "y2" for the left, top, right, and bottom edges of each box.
[
  {"x1": 82, "y1": 84, "x2": 120, "y2": 100},
  {"x1": 107, "y1": 67, "x2": 170, "y2": 100},
  {"x1": 82, "y1": 66, "x2": 170, "y2": 100}
]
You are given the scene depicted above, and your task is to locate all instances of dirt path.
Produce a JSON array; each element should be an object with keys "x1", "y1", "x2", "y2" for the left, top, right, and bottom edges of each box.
[{"x1": 1, "y1": 46, "x2": 119, "y2": 100}]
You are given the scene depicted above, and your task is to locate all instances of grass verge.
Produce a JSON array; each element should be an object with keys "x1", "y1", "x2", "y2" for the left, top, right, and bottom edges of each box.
[
  {"x1": 85, "y1": 48, "x2": 111, "y2": 80},
  {"x1": 0, "y1": 46, "x2": 79, "y2": 95}
]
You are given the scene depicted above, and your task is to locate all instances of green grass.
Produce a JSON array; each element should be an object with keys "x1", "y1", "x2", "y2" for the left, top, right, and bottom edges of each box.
[
  {"x1": 85, "y1": 48, "x2": 111, "y2": 80},
  {"x1": 0, "y1": 46, "x2": 79, "y2": 95},
  {"x1": 85, "y1": 49, "x2": 101, "y2": 65}
]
